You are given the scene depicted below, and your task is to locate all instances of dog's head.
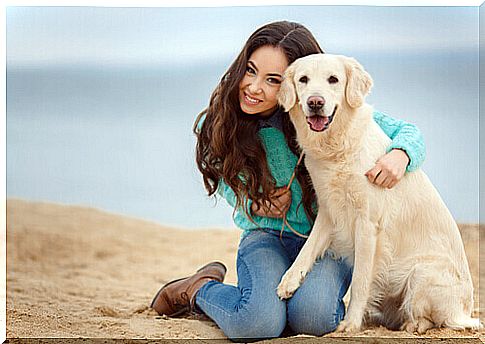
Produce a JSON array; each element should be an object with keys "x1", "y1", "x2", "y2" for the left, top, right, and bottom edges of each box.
[{"x1": 277, "y1": 54, "x2": 373, "y2": 133}]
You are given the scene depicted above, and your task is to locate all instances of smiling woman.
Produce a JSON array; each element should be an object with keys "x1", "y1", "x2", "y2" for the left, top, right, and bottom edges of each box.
[
  {"x1": 238, "y1": 45, "x2": 287, "y2": 117},
  {"x1": 193, "y1": 22, "x2": 324, "y2": 225}
]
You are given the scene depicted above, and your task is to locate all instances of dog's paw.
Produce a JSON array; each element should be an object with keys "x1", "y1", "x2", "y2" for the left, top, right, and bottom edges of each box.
[
  {"x1": 276, "y1": 268, "x2": 306, "y2": 299},
  {"x1": 402, "y1": 321, "x2": 418, "y2": 334},
  {"x1": 336, "y1": 318, "x2": 362, "y2": 333}
]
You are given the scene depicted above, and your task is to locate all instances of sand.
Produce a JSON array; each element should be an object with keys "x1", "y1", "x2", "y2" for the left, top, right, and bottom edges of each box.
[{"x1": 5, "y1": 198, "x2": 484, "y2": 342}]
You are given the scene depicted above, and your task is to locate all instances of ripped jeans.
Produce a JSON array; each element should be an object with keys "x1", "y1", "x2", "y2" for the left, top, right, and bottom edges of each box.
[{"x1": 195, "y1": 228, "x2": 352, "y2": 341}]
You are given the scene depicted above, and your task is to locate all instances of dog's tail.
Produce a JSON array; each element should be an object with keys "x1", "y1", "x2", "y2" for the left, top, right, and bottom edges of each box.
[{"x1": 444, "y1": 315, "x2": 482, "y2": 330}]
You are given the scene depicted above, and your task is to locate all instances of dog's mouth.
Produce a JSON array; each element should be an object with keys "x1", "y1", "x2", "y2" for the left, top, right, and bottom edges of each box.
[{"x1": 306, "y1": 106, "x2": 337, "y2": 132}]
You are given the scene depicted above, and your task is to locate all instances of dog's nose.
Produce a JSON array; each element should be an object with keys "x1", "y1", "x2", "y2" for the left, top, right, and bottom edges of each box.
[{"x1": 307, "y1": 96, "x2": 325, "y2": 111}]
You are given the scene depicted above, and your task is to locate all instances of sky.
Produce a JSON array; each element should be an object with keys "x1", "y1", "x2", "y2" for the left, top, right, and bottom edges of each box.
[{"x1": 6, "y1": 6, "x2": 478, "y2": 68}]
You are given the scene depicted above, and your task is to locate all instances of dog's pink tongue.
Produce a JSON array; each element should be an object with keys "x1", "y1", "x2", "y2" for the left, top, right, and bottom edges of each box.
[{"x1": 307, "y1": 115, "x2": 328, "y2": 132}]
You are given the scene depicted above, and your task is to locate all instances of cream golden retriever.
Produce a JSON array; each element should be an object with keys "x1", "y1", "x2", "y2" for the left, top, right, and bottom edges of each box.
[{"x1": 276, "y1": 53, "x2": 480, "y2": 334}]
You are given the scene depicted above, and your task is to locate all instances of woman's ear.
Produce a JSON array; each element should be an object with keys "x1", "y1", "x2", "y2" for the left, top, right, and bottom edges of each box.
[
  {"x1": 344, "y1": 57, "x2": 373, "y2": 108},
  {"x1": 277, "y1": 65, "x2": 297, "y2": 112}
]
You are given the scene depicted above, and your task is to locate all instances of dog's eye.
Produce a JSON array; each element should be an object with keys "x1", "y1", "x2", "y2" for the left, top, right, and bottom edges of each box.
[
  {"x1": 328, "y1": 76, "x2": 339, "y2": 84},
  {"x1": 299, "y1": 76, "x2": 308, "y2": 84}
]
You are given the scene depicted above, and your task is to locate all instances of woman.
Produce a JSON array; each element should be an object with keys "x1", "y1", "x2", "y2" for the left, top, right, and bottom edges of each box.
[{"x1": 151, "y1": 21, "x2": 425, "y2": 340}]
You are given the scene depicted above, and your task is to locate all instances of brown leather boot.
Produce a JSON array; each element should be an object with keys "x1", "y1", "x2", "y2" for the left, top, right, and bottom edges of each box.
[{"x1": 150, "y1": 261, "x2": 227, "y2": 317}]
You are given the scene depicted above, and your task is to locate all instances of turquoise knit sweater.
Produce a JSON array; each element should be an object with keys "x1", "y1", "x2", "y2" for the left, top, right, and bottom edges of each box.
[{"x1": 213, "y1": 109, "x2": 425, "y2": 238}]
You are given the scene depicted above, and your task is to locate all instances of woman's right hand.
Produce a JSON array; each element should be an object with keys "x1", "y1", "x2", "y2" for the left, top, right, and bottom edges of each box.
[{"x1": 250, "y1": 187, "x2": 292, "y2": 218}]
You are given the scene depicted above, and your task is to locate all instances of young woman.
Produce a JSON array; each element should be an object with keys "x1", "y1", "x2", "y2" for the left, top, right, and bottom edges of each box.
[{"x1": 151, "y1": 21, "x2": 425, "y2": 341}]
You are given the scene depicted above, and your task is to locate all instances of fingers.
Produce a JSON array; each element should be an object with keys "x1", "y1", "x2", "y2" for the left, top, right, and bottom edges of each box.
[
  {"x1": 275, "y1": 188, "x2": 291, "y2": 205},
  {"x1": 270, "y1": 188, "x2": 292, "y2": 217},
  {"x1": 366, "y1": 164, "x2": 403, "y2": 189},
  {"x1": 378, "y1": 173, "x2": 393, "y2": 189},
  {"x1": 387, "y1": 179, "x2": 398, "y2": 189},
  {"x1": 263, "y1": 200, "x2": 289, "y2": 218},
  {"x1": 251, "y1": 187, "x2": 292, "y2": 218},
  {"x1": 373, "y1": 172, "x2": 384, "y2": 186},
  {"x1": 366, "y1": 149, "x2": 409, "y2": 189},
  {"x1": 271, "y1": 187, "x2": 291, "y2": 197},
  {"x1": 365, "y1": 165, "x2": 381, "y2": 184}
]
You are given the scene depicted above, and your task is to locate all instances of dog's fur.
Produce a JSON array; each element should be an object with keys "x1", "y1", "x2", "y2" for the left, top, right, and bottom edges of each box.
[{"x1": 276, "y1": 53, "x2": 479, "y2": 333}]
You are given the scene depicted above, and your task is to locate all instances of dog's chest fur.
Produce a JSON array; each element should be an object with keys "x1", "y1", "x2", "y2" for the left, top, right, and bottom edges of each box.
[{"x1": 299, "y1": 107, "x2": 391, "y2": 259}]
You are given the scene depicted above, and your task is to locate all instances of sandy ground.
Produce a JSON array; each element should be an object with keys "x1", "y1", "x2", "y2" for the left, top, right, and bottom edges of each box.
[{"x1": 5, "y1": 198, "x2": 484, "y2": 342}]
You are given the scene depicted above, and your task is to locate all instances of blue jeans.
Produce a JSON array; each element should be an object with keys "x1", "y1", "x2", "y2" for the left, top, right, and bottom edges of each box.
[{"x1": 195, "y1": 228, "x2": 352, "y2": 341}]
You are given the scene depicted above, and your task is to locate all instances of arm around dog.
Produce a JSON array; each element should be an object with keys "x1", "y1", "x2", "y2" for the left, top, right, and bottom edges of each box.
[{"x1": 373, "y1": 110, "x2": 426, "y2": 172}]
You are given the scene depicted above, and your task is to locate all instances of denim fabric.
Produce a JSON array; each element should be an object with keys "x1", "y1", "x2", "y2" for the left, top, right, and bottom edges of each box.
[{"x1": 195, "y1": 228, "x2": 353, "y2": 341}]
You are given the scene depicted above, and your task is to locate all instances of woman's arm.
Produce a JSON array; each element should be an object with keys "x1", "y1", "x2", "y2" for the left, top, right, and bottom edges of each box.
[
  {"x1": 216, "y1": 179, "x2": 251, "y2": 209},
  {"x1": 365, "y1": 110, "x2": 426, "y2": 188},
  {"x1": 217, "y1": 179, "x2": 291, "y2": 218}
]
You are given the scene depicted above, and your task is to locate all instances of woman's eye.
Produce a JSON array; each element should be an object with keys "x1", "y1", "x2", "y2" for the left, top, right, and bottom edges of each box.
[
  {"x1": 268, "y1": 78, "x2": 281, "y2": 84},
  {"x1": 299, "y1": 76, "x2": 308, "y2": 84},
  {"x1": 246, "y1": 66, "x2": 256, "y2": 75},
  {"x1": 328, "y1": 76, "x2": 339, "y2": 84}
]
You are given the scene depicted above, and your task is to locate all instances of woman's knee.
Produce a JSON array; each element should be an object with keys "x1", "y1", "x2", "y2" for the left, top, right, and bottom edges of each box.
[
  {"x1": 287, "y1": 254, "x2": 352, "y2": 335},
  {"x1": 224, "y1": 303, "x2": 287, "y2": 341},
  {"x1": 287, "y1": 295, "x2": 345, "y2": 336}
]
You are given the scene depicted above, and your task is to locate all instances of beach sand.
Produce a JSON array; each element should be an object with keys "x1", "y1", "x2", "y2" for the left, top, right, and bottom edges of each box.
[{"x1": 6, "y1": 199, "x2": 484, "y2": 342}]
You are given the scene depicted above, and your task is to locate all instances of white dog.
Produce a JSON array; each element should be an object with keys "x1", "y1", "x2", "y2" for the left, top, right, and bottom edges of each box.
[{"x1": 276, "y1": 53, "x2": 479, "y2": 334}]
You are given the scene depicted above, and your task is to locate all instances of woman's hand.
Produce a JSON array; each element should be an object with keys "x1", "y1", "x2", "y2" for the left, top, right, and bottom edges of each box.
[
  {"x1": 251, "y1": 187, "x2": 292, "y2": 218},
  {"x1": 365, "y1": 149, "x2": 410, "y2": 189}
]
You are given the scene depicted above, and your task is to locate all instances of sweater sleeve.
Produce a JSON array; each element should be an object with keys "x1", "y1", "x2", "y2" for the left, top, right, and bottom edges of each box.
[
  {"x1": 216, "y1": 179, "x2": 253, "y2": 216},
  {"x1": 373, "y1": 110, "x2": 426, "y2": 172}
]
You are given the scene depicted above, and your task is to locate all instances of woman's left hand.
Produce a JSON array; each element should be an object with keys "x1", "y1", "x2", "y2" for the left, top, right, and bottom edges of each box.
[{"x1": 365, "y1": 149, "x2": 410, "y2": 189}]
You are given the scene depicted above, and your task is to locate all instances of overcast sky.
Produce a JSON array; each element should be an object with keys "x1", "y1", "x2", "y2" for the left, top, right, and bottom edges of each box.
[{"x1": 6, "y1": 6, "x2": 478, "y2": 67}]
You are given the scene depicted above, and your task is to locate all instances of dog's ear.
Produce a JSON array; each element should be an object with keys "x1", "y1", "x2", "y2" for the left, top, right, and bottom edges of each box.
[
  {"x1": 344, "y1": 57, "x2": 373, "y2": 108},
  {"x1": 277, "y1": 64, "x2": 297, "y2": 112}
]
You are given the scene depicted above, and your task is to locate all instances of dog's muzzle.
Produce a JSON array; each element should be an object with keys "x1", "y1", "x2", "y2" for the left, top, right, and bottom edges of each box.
[{"x1": 307, "y1": 105, "x2": 337, "y2": 132}]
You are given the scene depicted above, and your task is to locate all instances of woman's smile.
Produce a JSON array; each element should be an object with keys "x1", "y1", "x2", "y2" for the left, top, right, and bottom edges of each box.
[
  {"x1": 238, "y1": 45, "x2": 288, "y2": 117},
  {"x1": 243, "y1": 92, "x2": 262, "y2": 105}
]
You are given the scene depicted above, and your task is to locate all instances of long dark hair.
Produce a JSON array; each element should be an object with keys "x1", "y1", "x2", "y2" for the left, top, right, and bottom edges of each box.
[{"x1": 194, "y1": 21, "x2": 323, "y2": 222}]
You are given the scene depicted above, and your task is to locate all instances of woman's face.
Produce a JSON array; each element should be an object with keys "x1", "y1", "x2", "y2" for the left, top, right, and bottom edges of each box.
[{"x1": 238, "y1": 45, "x2": 289, "y2": 117}]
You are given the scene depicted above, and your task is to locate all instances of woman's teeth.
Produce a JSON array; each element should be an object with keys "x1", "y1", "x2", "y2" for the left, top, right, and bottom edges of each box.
[{"x1": 245, "y1": 94, "x2": 260, "y2": 104}]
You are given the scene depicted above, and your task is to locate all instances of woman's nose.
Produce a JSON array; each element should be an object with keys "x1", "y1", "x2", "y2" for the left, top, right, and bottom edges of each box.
[{"x1": 248, "y1": 78, "x2": 263, "y2": 94}]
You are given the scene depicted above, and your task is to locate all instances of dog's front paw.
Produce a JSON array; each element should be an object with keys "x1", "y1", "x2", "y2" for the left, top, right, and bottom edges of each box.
[
  {"x1": 336, "y1": 318, "x2": 362, "y2": 333},
  {"x1": 277, "y1": 268, "x2": 307, "y2": 299}
]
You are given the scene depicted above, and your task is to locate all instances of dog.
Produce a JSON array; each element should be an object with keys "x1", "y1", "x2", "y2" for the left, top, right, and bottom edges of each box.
[{"x1": 275, "y1": 53, "x2": 480, "y2": 334}]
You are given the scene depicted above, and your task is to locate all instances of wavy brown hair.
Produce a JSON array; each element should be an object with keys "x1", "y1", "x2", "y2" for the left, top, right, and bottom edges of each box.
[{"x1": 193, "y1": 21, "x2": 324, "y2": 222}]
